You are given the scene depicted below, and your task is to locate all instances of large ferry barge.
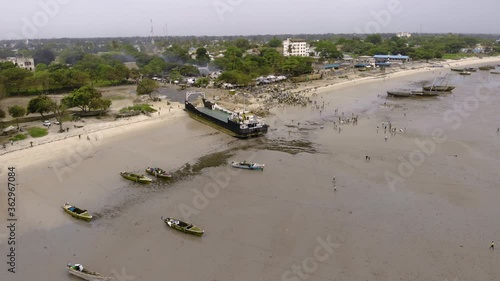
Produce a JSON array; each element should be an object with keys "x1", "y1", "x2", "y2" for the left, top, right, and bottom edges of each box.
[{"x1": 185, "y1": 92, "x2": 269, "y2": 138}]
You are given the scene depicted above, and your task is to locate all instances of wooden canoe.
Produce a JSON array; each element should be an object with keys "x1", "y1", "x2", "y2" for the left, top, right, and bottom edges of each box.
[
  {"x1": 145, "y1": 167, "x2": 172, "y2": 179},
  {"x1": 67, "y1": 263, "x2": 113, "y2": 281},
  {"x1": 230, "y1": 161, "x2": 265, "y2": 170},
  {"x1": 120, "y1": 172, "x2": 152, "y2": 183},
  {"x1": 162, "y1": 216, "x2": 204, "y2": 236},
  {"x1": 62, "y1": 203, "x2": 92, "y2": 221}
]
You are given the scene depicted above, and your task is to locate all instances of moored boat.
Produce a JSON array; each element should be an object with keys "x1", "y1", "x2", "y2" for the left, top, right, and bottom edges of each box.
[
  {"x1": 120, "y1": 172, "x2": 152, "y2": 183},
  {"x1": 386, "y1": 90, "x2": 414, "y2": 97},
  {"x1": 62, "y1": 203, "x2": 92, "y2": 221},
  {"x1": 421, "y1": 91, "x2": 441, "y2": 96},
  {"x1": 422, "y1": 85, "x2": 455, "y2": 92},
  {"x1": 459, "y1": 71, "x2": 471, "y2": 75},
  {"x1": 231, "y1": 161, "x2": 265, "y2": 170},
  {"x1": 479, "y1": 65, "x2": 495, "y2": 71},
  {"x1": 464, "y1": 67, "x2": 477, "y2": 72},
  {"x1": 490, "y1": 71, "x2": 500, "y2": 75},
  {"x1": 145, "y1": 167, "x2": 172, "y2": 179},
  {"x1": 66, "y1": 263, "x2": 113, "y2": 280},
  {"x1": 161, "y1": 217, "x2": 204, "y2": 236},
  {"x1": 451, "y1": 68, "x2": 464, "y2": 72},
  {"x1": 185, "y1": 92, "x2": 269, "y2": 138}
]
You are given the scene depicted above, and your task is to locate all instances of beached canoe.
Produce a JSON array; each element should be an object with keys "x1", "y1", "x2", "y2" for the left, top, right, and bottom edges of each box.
[
  {"x1": 451, "y1": 68, "x2": 464, "y2": 72},
  {"x1": 421, "y1": 91, "x2": 441, "y2": 96},
  {"x1": 161, "y1": 216, "x2": 204, "y2": 236},
  {"x1": 387, "y1": 90, "x2": 414, "y2": 97},
  {"x1": 459, "y1": 71, "x2": 471, "y2": 75},
  {"x1": 145, "y1": 167, "x2": 172, "y2": 179},
  {"x1": 464, "y1": 67, "x2": 477, "y2": 72},
  {"x1": 67, "y1": 263, "x2": 113, "y2": 281},
  {"x1": 479, "y1": 65, "x2": 495, "y2": 71},
  {"x1": 120, "y1": 172, "x2": 152, "y2": 183},
  {"x1": 231, "y1": 161, "x2": 265, "y2": 170},
  {"x1": 422, "y1": 85, "x2": 455, "y2": 92},
  {"x1": 62, "y1": 203, "x2": 92, "y2": 221}
]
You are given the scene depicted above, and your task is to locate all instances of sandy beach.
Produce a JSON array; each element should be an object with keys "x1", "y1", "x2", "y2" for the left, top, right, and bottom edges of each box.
[{"x1": 1, "y1": 56, "x2": 500, "y2": 281}]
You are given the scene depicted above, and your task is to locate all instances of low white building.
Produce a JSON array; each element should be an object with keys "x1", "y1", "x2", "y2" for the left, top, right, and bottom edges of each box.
[
  {"x1": 283, "y1": 38, "x2": 310, "y2": 57},
  {"x1": 0, "y1": 56, "x2": 35, "y2": 71}
]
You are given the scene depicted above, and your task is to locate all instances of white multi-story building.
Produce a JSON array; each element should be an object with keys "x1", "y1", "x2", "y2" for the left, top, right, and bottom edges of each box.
[
  {"x1": 283, "y1": 38, "x2": 310, "y2": 57},
  {"x1": 0, "y1": 56, "x2": 35, "y2": 71},
  {"x1": 396, "y1": 32, "x2": 412, "y2": 38}
]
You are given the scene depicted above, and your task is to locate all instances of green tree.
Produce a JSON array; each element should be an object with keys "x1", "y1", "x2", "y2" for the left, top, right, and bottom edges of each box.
[
  {"x1": 89, "y1": 97, "x2": 112, "y2": 112},
  {"x1": 195, "y1": 47, "x2": 211, "y2": 65},
  {"x1": 0, "y1": 61, "x2": 17, "y2": 71},
  {"x1": 35, "y1": 63, "x2": 48, "y2": 72},
  {"x1": 141, "y1": 56, "x2": 168, "y2": 76},
  {"x1": 62, "y1": 86, "x2": 103, "y2": 112},
  {"x1": 366, "y1": 34, "x2": 383, "y2": 45},
  {"x1": 8, "y1": 105, "x2": 26, "y2": 126},
  {"x1": 60, "y1": 49, "x2": 85, "y2": 65},
  {"x1": 176, "y1": 65, "x2": 200, "y2": 77},
  {"x1": 0, "y1": 108, "x2": 5, "y2": 119},
  {"x1": 194, "y1": 77, "x2": 210, "y2": 88},
  {"x1": 33, "y1": 48, "x2": 55, "y2": 65},
  {"x1": 163, "y1": 44, "x2": 189, "y2": 63},
  {"x1": 234, "y1": 38, "x2": 251, "y2": 50},
  {"x1": 267, "y1": 37, "x2": 282, "y2": 48},
  {"x1": 1, "y1": 67, "x2": 33, "y2": 94},
  {"x1": 27, "y1": 95, "x2": 53, "y2": 117},
  {"x1": 74, "y1": 54, "x2": 105, "y2": 84},
  {"x1": 314, "y1": 41, "x2": 342, "y2": 61},
  {"x1": 129, "y1": 68, "x2": 141, "y2": 84},
  {"x1": 136, "y1": 78, "x2": 159, "y2": 98},
  {"x1": 280, "y1": 57, "x2": 313, "y2": 76},
  {"x1": 50, "y1": 99, "x2": 67, "y2": 132},
  {"x1": 218, "y1": 70, "x2": 252, "y2": 86},
  {"x1": 169, "y1": 70, "x2": 183, "y2": 83}
]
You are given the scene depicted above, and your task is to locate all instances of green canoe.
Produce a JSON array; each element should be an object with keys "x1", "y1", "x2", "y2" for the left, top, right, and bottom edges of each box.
[
  {"x1": 162, "y1": 216, "x2": 204, "y2": 236},
  {"x1": 66, "y1": 263, "x2": 112, "y2": 280},
  {"x1": 62, "y1": 203, "x2": 92, "y2": 221},
  {"x1": 120, "y1": 171, "x2": 152, "y2": 183}
]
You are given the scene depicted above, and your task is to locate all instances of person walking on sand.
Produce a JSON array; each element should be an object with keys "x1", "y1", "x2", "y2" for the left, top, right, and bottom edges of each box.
[
  {"x1": 490, "y1": 241, "x2": 495, "y2": 250},
  {"x1": 385, "y1": 135, "x2": 388, "y2": 141}
]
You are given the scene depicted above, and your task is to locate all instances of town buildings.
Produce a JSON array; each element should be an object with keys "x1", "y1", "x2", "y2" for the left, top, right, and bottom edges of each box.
[
  {"x1": 0, "y1": 56, "x2": 35, "y2": 71},
  {"x1": 282, "y1": 38, "x2": 310, "y2": 57}
]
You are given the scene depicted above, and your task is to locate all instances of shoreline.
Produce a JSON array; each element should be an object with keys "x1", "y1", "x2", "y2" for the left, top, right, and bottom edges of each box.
[{"x1": 1, "y1": 56, "x2": 499, "y2": 171}]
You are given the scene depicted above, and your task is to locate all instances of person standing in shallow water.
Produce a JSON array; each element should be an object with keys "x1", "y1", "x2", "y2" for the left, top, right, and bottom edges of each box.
[{"x1": 490, "y1": 241, "x2": 495, "y2": 250}]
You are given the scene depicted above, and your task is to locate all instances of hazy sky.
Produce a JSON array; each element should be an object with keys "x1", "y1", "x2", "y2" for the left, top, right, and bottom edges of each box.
[{"x1": 2, "y1": 0, "x2": 499, "y2": 40}]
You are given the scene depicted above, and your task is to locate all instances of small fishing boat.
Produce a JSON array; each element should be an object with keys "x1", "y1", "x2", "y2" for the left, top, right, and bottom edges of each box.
[
  {"x1": 387, "y1": 90, "x2": 414, "y2": 97},
  {"x1": 451, "y1": 68, "x2": 464, "y2": 72},
  {"x1": 459, "y1": 71, "x2": 471, "y2": 75},
  {"x1": 490, "y1": 71, "x2": 500, "y2": 75},
  {"x1": 479, "y1": 65, "x2": 495, "y2": 71},
  {"x1": 145, "y1": 167, "x2": 172, "y2": 179},
  {"x1": 231, "y1": 161, "x2": 265, "y2": 170},
  {"x1": 62, "y1": 203, "x2": 92, "y2": 221},
  {"x1": 421, "y1": 91, "x2": 441, "y2": 96},
  {"x1": 161, "y1": 217, "x2": 204, "y2": 236},
  {"x1": 67, "y1": 263, "x2": 113, "y2": 280},
  {"x1": 120, "y1": 172, "x2": 152, "y2": 183},
  {"x1": 464, "y1": 67, "x2": 477, "y2": 72},
  {"x1": 422, "y1": 85, "x2": 455, "y2": 92}
]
